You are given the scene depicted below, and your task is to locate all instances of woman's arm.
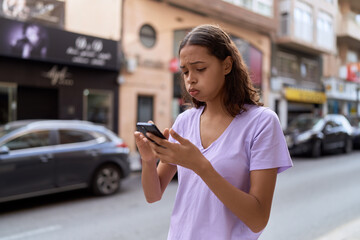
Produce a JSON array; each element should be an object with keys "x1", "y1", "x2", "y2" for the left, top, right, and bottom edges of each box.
[
  {"x1": 134, "y1": 130, "x2": 177, "y2": 203},
  {"x1": 147, "y1": 129, "x2": 277, "y2": 232},
  {"x1": 196, "y1": 162, "x2": 277, "y2": 233}
]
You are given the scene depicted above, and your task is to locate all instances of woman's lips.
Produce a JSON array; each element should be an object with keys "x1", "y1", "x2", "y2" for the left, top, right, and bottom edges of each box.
[{"x1": 189, "y1": 89, "x2": 199, "y2": 97}]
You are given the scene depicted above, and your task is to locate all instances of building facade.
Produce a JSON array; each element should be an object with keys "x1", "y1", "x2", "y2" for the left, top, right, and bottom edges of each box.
[
  {"x1": 270, "y1": 0, "x2": 337, "y2": 129},
  {"x1": 323, "y1": 0, "x2": 360, "y2": 117},
  {"x1": 120, "y1": 0, "x2": 277, "y2": 152},
  {"x1": 0, "y1": 0, "x2": 122, "y2": 132}
]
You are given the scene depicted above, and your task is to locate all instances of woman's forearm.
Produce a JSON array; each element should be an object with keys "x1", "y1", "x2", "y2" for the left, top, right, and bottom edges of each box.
[{"x1": 141, "y1": 160, "x2": 162, "y2": 203}]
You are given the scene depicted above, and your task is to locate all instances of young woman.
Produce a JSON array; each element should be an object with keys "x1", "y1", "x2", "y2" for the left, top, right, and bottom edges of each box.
[{"x1": 134, "y1": 24, "x2": 292, "y2": 240}]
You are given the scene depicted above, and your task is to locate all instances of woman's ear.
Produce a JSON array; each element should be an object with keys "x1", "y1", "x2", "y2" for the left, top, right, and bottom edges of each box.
[{"x1": 223, "y1": 56, "x2": 233, "y2": 75}]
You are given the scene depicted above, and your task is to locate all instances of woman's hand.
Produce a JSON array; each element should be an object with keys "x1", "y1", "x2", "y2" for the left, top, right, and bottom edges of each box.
[
  {"x1": 147, "y1": 129, "x2": 208, "y2": 173},
  {"x1": 134, "y1": 126, "x2": 170, "y2": 163}
]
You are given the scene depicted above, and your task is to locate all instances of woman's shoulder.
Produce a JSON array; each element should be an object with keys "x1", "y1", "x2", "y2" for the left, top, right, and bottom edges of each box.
[{"x1": 238, "y1": 105, "x2": 280, "y2": 124}]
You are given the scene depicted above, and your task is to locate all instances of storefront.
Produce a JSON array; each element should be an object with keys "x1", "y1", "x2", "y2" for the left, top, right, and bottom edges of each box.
[
  {"x1": 0, "y1": 17, "x2": 120, "y2": 132},
  {"x1": 324, "y1": 77, "x2": 360, "y2": 116},
  {"x1": 284, "y1": 86, "x2": 326, "y2": 123}
]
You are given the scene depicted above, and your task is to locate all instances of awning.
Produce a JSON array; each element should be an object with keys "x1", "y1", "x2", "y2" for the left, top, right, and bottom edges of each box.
[{"x1": 284, "y1": 87, "x2": 327, "y2": 104}]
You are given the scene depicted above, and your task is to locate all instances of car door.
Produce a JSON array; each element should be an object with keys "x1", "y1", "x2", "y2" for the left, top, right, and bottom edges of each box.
[
  {"x1": 322, "y1": 120, "x2": 338, "y2": 151},
  {"x1": 52, "y1": 129, "x2": 100, "y2": 187},
  {"x1": 0, "y1": 130, "x2": 56, "y2": 198}
]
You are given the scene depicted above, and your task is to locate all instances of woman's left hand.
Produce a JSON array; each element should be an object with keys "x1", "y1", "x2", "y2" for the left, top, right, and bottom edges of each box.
[{"x1": 147, "y1": 129, "x2": 207, "y2": 173}]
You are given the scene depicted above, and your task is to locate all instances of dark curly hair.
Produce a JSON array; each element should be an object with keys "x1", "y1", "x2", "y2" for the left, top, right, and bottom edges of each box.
[{"x1": 179, "y1": 24, "x2": 263, "y2": 116}]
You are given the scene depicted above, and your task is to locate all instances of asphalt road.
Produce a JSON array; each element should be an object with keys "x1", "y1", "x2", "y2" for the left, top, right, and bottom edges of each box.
[{"x1": 1, "y1": 150, "x2": 360, "y2": 240}]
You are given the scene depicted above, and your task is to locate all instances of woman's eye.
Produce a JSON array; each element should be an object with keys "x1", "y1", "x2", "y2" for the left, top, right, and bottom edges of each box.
[
  {"x1": 197, "y1": 68, "x2": 206, "y2": 72},
  {"x1": 183, "y1": 71, "x2": 189, "y2": 75}
]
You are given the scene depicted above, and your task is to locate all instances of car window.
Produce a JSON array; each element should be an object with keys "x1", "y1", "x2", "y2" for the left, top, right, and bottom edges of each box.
[
  {"x1": 59, "y1": 130, "x2": 95, "y2": 144},
  {"x1": 4, "y1": 131, "x2": 51, "y2": 151},
  {"x1": 288, "y1": 115, "x2": 321, "y2": 131}
]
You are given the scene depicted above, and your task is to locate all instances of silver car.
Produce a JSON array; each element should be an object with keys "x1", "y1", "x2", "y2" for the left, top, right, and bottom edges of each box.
[{"x1": 0, "y1": 120, "x2": 130, "y2": 203}]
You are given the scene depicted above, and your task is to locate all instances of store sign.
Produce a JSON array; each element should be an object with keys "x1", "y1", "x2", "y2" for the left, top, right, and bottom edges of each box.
[
  {"x1": 42, "y1": 65, "x2": 74, "y2": 86},
  {"x1": 0, "y1": 17, "x2": 119, "y2": 70},
  {"x1": 284, "y1": 87, "x2": 326, "y2": 104},
  {"x1": 346, "y1": 63, "x2": 360, "y2": 83},
  {"x1": 0, "y1": 0, "x2": 64, "y2": 28}
]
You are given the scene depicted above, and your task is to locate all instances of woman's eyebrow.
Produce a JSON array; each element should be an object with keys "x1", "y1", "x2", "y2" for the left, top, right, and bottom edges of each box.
[{"x1": 180, "y1": 61, "x2": 206, "y2": 68}]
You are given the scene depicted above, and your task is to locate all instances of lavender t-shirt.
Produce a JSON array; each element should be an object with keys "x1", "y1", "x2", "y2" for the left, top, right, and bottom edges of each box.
[{"x1": 167, "y1": 105, "x2": 293, "y2": 240}]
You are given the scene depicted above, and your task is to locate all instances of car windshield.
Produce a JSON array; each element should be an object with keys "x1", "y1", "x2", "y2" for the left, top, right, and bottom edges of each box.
[{"x1": 288, "y1": 115, "x2": 323, "y2": 131}]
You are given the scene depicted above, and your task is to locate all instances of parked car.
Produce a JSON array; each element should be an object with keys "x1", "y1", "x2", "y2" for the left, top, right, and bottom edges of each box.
[
  {"x1": 0, "y1": 120, "x2": 130, "y2": 203},
  {"x1": 284, "y1": 114, "x2": 353, "y2": 157},
  {"x1": 346, "y1": 115, "x2": 360, "y2": 149}
]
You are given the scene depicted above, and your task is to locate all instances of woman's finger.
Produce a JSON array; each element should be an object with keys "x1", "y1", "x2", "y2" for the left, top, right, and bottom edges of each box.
[{"x1": 169, "y1": 129, "x2": 187, "y2": 145}]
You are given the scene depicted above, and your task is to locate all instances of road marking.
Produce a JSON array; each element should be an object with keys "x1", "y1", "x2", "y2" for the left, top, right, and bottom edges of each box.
[
  {"x1": 316, "y1": 218, "x2": 360, "y2": 240},
  {"x1": 0, "y1": 225, "x2": 62, "y2": 240}
]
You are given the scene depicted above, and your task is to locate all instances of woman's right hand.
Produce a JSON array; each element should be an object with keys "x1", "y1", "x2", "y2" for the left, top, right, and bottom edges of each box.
[{"x1": 134, "y1": 125, "x2": 169, "y2": 163}]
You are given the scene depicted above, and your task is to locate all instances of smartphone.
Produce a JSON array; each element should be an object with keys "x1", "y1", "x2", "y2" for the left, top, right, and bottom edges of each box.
[{"x1": 136, "y1": 122, "x2": 166, "y2": 147}]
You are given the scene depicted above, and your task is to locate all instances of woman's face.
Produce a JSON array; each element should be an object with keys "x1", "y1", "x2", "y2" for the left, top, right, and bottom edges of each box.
[{"x1": 179, "y1": 45, "x2": 231, "y2": 104}]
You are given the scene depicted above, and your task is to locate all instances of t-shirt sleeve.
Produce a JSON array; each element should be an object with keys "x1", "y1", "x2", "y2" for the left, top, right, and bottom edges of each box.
[{"x1": 250, "y1": 108, "x2": 293, "y2": 173}]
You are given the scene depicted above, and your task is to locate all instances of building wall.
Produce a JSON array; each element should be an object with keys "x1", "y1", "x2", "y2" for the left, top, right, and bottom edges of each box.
[
  {"x1": 62, "y1": 0, "x2": 121, "y2": 40},
  {"x1": 121, "y1": 0, "x2": 272, "y2": 152}
]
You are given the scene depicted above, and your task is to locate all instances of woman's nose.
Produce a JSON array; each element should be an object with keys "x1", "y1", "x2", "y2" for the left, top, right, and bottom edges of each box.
[{"x1": 186, "y1": 73, "x2": 197, "y2": 84}]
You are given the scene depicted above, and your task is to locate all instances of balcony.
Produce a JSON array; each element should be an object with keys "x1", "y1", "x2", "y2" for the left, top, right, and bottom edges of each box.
[
  {"x1": 164, "y1": 0, "x2": 277, "y2": 34},
  {"x1": 277, "y1": 17, "x2": 334, "y2": 55},
  {"x1": 337, "y1": 12, "x2": 360, "y2": 51}
]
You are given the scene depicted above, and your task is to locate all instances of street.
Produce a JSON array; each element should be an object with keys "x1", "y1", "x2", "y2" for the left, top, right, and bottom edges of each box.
[{"x1": 1, "y1": 150, "x2": 360, "y2": 240}]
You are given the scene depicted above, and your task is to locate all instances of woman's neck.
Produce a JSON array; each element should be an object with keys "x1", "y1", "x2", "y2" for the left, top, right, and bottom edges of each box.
[{"x1": 202, "y1": 100, "x2": 231, "y2": 119}]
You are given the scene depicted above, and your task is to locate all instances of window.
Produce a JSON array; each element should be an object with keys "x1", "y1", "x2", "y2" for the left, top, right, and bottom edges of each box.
[
  {"x1": 83, "y1": 89, "x2": 113, "y2": 130},
  {"x1": 222, "y1": 0, "x2": 273, "y2": 17},
  {"x1": 5, "y1": 131, "x2": 51, "y2": 150},
  {"x1": 317, "y1": 11, "x2": 333, "y2": 50},
  {"x1": 294, "y1": 2, "x2": 313, "y2": 42},
  {"x1": 139, "y1": 24, "x2": 156, "y2": 48},
  {"x1": 137, "y1": 96, "x2": 153, "y2": 123},
  {"x1": 300, "y1": 58, "x2": 319, "y2": 82},
  {"x1": 255, "y1": 0, "x2": 273, "y2": 17},
  {"x1": 277, "y1": 52, "x2": 298, "y2": 78},
  {"x1": 59, "y1": 130, "x2": 95, "y2": 144},
  {"x1": 346, "y1": 50, "x2": 358, "y2": 63}
]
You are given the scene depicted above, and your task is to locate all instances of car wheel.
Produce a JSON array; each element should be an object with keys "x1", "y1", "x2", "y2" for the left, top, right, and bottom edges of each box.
[
  {"x1": 343, "y1": 138, "x2": 352, "y2": 153},
  {"x1": 311, "y1": 139, "x2": 322, "y2": 158},
  {"x1": 92, "y1": 164, "x2": 121, "y2": 196}
]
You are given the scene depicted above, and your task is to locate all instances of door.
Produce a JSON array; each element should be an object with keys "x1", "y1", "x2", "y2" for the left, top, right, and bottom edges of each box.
[
  {"x1": 53, "y1": 129, "x2": 99, "y2": 187},
  {"x1": 137, "y1": 95, "x2": 154, "y2": 122},
  {"x1": 0, "y1": 130, "x2": 55, "y2": 198},
  {"x1": 0, "y1": 82, "x2": 17, "y2": 125},
  {"x1": 17, "y1": 86, "x2": 58, "y2": 120},
  {"x1": 322, "y1": 120, "x2": 340, "y2": 151}
]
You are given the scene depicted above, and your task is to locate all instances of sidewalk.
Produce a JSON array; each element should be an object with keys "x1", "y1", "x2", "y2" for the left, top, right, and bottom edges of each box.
[{"x1": 316, "y1": 217, "x2": 360, "y2": 240}]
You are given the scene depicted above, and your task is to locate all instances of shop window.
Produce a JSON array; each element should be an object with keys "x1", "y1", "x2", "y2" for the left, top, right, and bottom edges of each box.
[
  {"x1": 83, "y1": 89, "x2": 113, "y2": 130},
  {"x1": 0, "y1": 83, "x2": 17, "y2": 125},
  {"x1": 139, "y1": 24, "x2": 156, "y2": 48}
]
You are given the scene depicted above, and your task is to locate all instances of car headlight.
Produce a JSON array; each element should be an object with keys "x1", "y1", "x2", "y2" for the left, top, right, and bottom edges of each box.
[{"x1": 296, "y1": 131, "x2": 312, "y2": 143}]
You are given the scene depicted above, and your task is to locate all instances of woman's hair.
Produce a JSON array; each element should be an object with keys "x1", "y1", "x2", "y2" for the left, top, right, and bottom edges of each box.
[{"x1": 179, "y1": 24, "x2": 263, "y2": 116}]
